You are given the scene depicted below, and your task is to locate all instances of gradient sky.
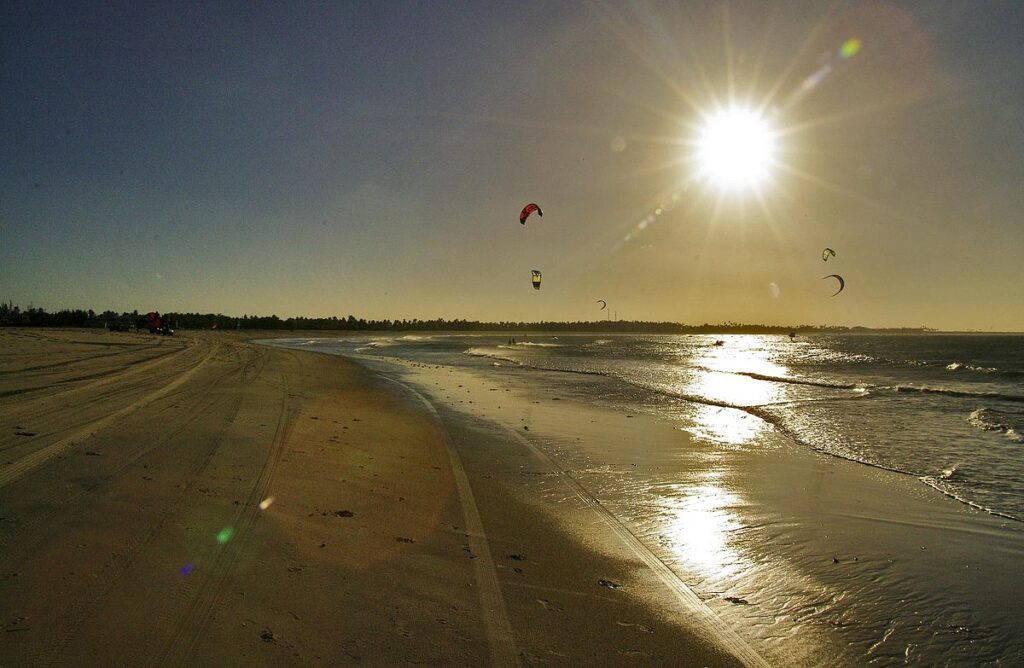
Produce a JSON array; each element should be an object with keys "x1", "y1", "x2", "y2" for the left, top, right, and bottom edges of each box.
[{"x1": 2, "y1": 1, "x2": 1022, "y2": 330}]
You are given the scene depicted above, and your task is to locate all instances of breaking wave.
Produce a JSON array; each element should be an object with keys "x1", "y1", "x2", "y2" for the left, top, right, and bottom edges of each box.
[
  {"x1": 893, "y1": 385, "x2": 1024, "y2": 403},
  {"x1": 968, "y1": 408, "x2": 1024, "y2": 443},
  {"x1": 946, "y1": 362, "x2": 999, "y2": 373}
]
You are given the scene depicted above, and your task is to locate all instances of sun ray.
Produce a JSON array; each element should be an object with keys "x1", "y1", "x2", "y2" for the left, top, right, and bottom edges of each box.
[
  {"x1": 593, "y1": 0, "x2": 730, "y2": 115},
  {"x1": 657, "y1": 2, "x2": 728, "y2": 110},
  {"x1": 756, "y1": 0, "x2": 844, "y2": 116},
  {"x1": 745, "y1": 6, "x2": 780, "y2": 101},
  {"x1": 420, "y1": 109, "x2": 609, "y2": 138},
  {"x1": 598, "y1": 83, "x2": 689, "y2": 127},
  {"x1": 775, "y1": 99, "x2": 906, "y2": 137},
  {"x1": 609, "y1": 178, "x2": 709, "y2": 254},
  {"x1": 721, "y1": 2, "x2": 738, "y2": 105},
  {"x1": 588, "y1": 0, "x2": 709, "y2": 116},
  {"x1": 682, "y1": 189, "x2": 729, "y2": 291},
  {"x1": 610, "y1": 155, "x2": 690, "y2": 183},
  {"x1": 755, "y1": 186, "x2": 812, "y2": 291},
  {"x1": 774, "y1": 162, "x2": 915, "y2": 223}
]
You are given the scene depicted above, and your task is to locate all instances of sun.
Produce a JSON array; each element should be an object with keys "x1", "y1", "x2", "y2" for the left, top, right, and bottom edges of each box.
[{"x1": 694, "y1": 107, "x2": 777, "y2": 191}]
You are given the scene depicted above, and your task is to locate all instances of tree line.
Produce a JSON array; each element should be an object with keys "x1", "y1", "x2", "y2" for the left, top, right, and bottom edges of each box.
[{"x1": 0, "y1": 302, "x2": 934, "y2": 334}]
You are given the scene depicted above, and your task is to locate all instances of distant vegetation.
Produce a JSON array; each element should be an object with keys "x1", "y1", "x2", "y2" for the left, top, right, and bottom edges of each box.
[{"x1": 0, "y1": 302, "x2": 936, "y2": 333}]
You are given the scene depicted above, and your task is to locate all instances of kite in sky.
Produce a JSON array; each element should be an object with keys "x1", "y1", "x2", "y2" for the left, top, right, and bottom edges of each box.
[
  {"x1": 520, "y1": 203, "x2": 543, "y2": 225},
  {"x1": 822, "y1": 274, "x2": 845, "y2": 296}
]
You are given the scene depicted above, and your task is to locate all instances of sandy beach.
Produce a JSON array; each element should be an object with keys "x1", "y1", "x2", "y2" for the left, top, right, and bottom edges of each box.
[
  {"x1": 264, "y1": 334, "x2": 1024, "y2": 665},
  {"x1": 0, "y1": 328, "x2": 752, "y2": 666}
]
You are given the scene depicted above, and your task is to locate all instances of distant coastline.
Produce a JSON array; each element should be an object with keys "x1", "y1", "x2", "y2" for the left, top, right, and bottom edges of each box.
[{"x1": 5, "y1": 301, "x2": 1018, "y2": 334}]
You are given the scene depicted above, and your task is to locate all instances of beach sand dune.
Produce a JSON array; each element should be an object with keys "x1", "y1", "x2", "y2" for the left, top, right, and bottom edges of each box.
[{"x1": 0, "y1": 329, "x2": 744, "y2": 666}]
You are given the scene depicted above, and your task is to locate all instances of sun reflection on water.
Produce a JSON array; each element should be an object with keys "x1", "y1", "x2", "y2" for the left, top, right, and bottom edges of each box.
[
  {"x1": 662, "y1": 479, "x2": 747, "y2": 580},
  {"x1": 700, "y1": 335, "x2": 790, "y2": 378},
  {"x1": 692, "y1": 370, "x2": 778, "y2": 408},
  {"x1": 682, "y1": 336, "x2": 789, "y2": 443},
  {"x1": 659, "y1": 338, "x2": 785, "y2": 580},
  {"x1": 689, "y1": 404, "x2": 766, "y2": 446}
]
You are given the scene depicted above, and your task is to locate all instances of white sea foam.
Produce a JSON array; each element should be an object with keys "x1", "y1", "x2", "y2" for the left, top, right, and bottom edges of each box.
[
  {"x1": 947, "y1": 361, "x2": 998, "y2": 373},
  {"x1": 464, "y1": 347, "x2": 520, "y2": 365},
  {"x1": 968, "y1": 408, "x2": 1024, "y2": 443},
  {"x1": 803, "y1": 348, "x2": 878, "y2": 364}
]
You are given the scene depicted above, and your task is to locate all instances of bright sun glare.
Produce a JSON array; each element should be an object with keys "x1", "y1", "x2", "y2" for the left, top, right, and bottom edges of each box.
[{"x1": 694, "y1": 108, "x2": 776, "y2": 191}]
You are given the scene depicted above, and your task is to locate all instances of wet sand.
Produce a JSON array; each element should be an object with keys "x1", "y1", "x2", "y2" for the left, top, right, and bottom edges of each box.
[
  {"x1": 329, "y1": 345, "x2": 1024, "y2": 666},
  {"x1": 0, "y1": 329, "x2": 750, "y2": 666}
]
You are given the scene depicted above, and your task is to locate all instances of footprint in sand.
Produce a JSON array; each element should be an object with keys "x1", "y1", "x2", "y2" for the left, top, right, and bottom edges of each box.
[
  {"x1": 537, "y1": 599, "x2": 564, "y2": 612},
  {"x1": 616, "y1": 621, "x2": 654, "y2": 633}
]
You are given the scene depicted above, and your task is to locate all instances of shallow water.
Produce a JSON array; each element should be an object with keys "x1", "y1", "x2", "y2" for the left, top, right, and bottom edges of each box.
[
  {"x1": 263, "y1": 333, "x2": 1024, "y2": 664},
  {"x1": 362, "y1": 333, "x2": 1024, "y2": 520}
]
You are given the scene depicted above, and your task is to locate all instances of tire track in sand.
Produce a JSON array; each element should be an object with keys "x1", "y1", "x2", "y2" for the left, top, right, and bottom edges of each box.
[
  {"x1": 299, "y1": 350, "x2": 767, "y2": 665},
  {"x1": 27, "y1": 347, "x2": 265, "y2": 666},
  {"x1": 156, "y1": 348, "x2": 297, "y2": 667},
  {"x1": 0, "y1": 346, "x2": 253, "y2": 555},
  {"x1": 499, "y1": 424, "x2": 771, "y2": 668},
  {"x1": 0, "y1": 339, "x2": 192, "y2": 405},
  {"x1": 0, "y1": 343, "x2": 216, "y2": 490},
  {"x1": 377, "y1": 375, "x2": 521, "y2": 668},
  {"x1": 0, "y1": 339, "x2": 166, "y2": 375}
]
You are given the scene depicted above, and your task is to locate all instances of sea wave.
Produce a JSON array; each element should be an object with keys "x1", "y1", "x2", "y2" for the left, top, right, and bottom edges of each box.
[
  {"x1": 454, "y1": 351, "x2": 1023, "y2": 520},
  {"x1": 464, "y1": 347, "x2": 521, "y2": 365},
  {"x1": 946, "y1": 362, "x2": 999, "y2": 373},
  {"x1": 968, "y1": 408, "x2": 1024, "y2": 443},
  {"x1": 918, "y1": 476, "x2": 1020, "y2": 521},
  {"x1": 354, "y1": 337, "x2": 1024, "y2": 521},
  {"x1": 727, "y1": 369, "x2": 862, "y2": 391},
  {"x1": 352, "y1": 339, "x2": 397, "y2": 353},
  {"x1": 802, "y1": 348, "x2": 879, "y2": 365},
  {"x1": 892, "y1": 385, "x2": 1024, "y2": 403}
]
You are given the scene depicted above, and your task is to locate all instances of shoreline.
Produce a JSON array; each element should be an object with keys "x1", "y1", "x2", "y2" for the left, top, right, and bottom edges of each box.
[
  {"x1": 277, "y1": 335, "x2": 1024, "y2": 665},
  {"x1": 418, "y1": 331, "x2": 1024, "y2": 522},
  {"x1": 0, "y1": 328, "x2": 752, "y2": 666}
]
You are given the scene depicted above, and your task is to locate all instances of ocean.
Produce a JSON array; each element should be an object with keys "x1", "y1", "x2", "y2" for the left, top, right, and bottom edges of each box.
[{"x1": 263, "y1": 332, "x2": 1024, "y2": 664}]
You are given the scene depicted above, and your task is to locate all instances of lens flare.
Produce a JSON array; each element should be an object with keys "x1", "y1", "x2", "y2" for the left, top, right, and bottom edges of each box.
[
  {"x1": 840, "y1": 37, "x2": 861, "y2": 59},
  {"x1": 259, "y1": 496, "x2": 274, "y2": 510},
  {"x1": 216, "y1": 527, "x2": 234, "y2": 544}
]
